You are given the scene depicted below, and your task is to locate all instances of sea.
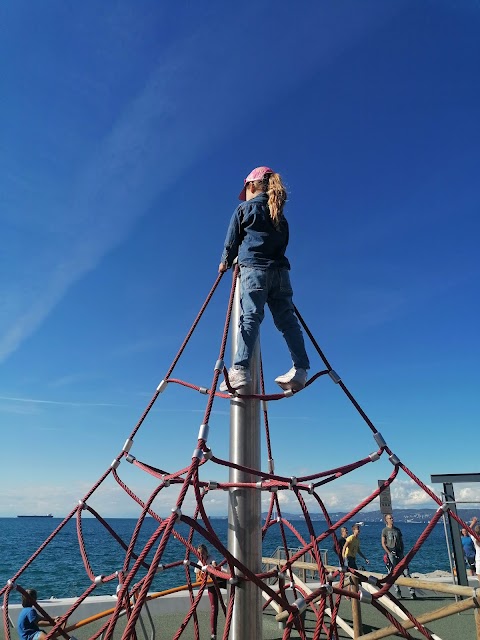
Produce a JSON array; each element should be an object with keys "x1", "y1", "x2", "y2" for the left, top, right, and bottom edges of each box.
[{"x1": 0, "y1": 517, "x2": 452, "y2": 604}]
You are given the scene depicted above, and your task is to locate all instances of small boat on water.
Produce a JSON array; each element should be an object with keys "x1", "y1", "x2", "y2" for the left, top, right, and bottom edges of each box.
[{"x1": 17, "y1": 513, "x2": 53, "y2": 518}]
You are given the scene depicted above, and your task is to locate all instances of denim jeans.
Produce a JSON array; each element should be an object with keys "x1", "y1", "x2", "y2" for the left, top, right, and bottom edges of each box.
[
  {"x1": 233, "y1": 266, "x2": 310, "y2": 371},
  {"x1": 385, "y1": 552, "x2": 415, "y2": 595}
]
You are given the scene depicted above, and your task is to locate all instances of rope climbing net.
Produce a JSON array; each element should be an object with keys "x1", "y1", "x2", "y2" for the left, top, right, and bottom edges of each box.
[{"x1": 2, "y1": 266, "x2": 479, "y2": 640}]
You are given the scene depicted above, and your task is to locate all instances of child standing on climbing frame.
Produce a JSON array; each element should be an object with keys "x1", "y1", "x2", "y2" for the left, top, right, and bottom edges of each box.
[{"x1": 218, "y1": 166, "x2": 309, "y2": 392}]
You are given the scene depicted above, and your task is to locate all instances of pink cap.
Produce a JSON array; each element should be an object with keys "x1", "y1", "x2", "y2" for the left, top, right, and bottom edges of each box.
[{"x1": 238, "y1": 166, "x2": 274, "y2": 200}]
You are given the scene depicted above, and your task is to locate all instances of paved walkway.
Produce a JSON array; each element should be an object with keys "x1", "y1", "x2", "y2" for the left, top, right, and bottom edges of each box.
[{"x1": 2, "y1": 592, "x2": 478, "y2": 638}]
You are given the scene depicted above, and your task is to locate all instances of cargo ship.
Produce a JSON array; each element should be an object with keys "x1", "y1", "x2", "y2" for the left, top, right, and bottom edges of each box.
[{"x1": 17, "y1": 514, "x2": 53, "y2": 518}]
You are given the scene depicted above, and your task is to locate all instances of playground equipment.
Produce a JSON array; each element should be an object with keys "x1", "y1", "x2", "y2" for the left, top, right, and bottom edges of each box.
[{"x1": 2, "y1": 266, "x2": 479, "y2": 639}]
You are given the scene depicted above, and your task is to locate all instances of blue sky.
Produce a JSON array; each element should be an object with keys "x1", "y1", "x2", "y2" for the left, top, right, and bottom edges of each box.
[{"x1": 1, "y1": 1, "x2": 479, "y2": 518}]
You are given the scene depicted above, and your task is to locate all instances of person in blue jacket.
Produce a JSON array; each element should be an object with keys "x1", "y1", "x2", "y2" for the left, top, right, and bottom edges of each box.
[
  {"x1": 218, "y1": 166, "x2": 309, "y2": 392},
  {"x1": 461, "y1": 526, "x2": 476, "y2": 576}
]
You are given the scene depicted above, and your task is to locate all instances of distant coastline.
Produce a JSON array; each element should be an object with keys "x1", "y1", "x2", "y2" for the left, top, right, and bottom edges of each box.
[
  {"x1": 261, "y1": 507, "x2": 478, "y2": 525},
  {"x1": 3, "y1": 507, "x2": 476, "y2": 521}
]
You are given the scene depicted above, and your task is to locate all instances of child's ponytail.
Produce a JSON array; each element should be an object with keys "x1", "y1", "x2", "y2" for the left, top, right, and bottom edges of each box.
[{"x1": 265, "y1": 172, "x2": 287, "y2": 228}]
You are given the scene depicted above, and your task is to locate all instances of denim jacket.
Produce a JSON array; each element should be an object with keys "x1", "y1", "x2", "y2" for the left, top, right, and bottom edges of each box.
[{"x1": 220, "y1": 193, "x2": 290, "y2": 270}]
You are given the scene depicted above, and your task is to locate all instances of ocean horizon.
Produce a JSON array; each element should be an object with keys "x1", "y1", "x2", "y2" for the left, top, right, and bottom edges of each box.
[{"x1": 0, "y1": 516, "x2": 452, "y2": 602}]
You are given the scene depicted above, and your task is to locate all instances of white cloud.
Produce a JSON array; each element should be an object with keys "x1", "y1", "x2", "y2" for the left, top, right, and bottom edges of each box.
[
  {"x1": 390, "y1": 479, "x2": 439, "y2": 509},
  {"x1": 0, "y1": 395, "x2": 124, "y2": 408},
  {"x1": 455, "y1": 485, "x2": 480, "y2": 504},
  {"x1": 0, "y1": 472, "x2": 451, "y2": 520},
  {"x1": 258, "y1": 477, "x2": 444, "y2": 516}
]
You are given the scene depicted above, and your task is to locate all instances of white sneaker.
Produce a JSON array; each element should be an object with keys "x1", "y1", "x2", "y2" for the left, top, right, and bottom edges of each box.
[
  {"x1": 275, "y1": 367, "x2": 307, "y2": 391},
  {"x1": 220, "y1": 368, "x2": 251, "y2": 392}
]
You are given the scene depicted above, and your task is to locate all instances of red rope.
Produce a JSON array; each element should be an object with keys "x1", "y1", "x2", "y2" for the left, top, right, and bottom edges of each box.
[{"x1": 3, "y1": 269, "x2": 471, "y2": 640}]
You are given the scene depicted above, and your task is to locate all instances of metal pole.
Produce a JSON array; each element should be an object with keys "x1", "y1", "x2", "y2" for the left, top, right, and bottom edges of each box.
[
  {"x1": 443, "y1": 483, "x2": 469, "y2": 588},
  {"x1": 227, "y1": 272, "x2": 262, "y2": 640}
]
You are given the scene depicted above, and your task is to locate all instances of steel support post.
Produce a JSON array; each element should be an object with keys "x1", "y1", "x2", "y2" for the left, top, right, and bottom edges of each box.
[
  {"x1": 443, "y1": 482, "x2": 469, "y2": 588},
  {"x1": 227, "y1": 272, "x2": 262, "y2": 640}
]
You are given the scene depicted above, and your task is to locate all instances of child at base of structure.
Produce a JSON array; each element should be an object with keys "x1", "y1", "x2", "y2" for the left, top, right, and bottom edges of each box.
[
  {"x1": 195, "y1": 544, "x2": 219, "y2": 640},
  {"x1": 218, "y1": 166, "x2": 309, "y2": 392},
  {"x1": 17, "y1": 589, "x2": 61, "y2": 640}
]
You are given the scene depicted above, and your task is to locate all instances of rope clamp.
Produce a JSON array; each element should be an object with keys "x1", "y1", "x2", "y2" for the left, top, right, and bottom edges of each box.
[
  {"x1": 270, "y1": 486, "x2": 278, "y2": 493},
  {"x1": 203, "y1": 449, "x2": 213, "y2": 461},
  {"x1": 320, "y1": 584, "x2": 334, "y2": 595},
  {"x1": 374, "y1": 432, "x2": 387, "y2": 448},
  {"x1": 94, "y1": 575, "x2": 104, "y2": 585},
  {"x1": 126, "y1": 454, "x2": 136, "y2": 463},
  {"x1": 369, "y1": 451, "x2": 380, "y2": 462},
  {"x1": 268, "y1": 458, "x2": 275, "y2": 474},
  {"x1": 359, "y1": 589, "x2": 372, "y2": 603},
  {"x1": 308, "y1": 484, "x2": 315, "y2": 494},
  {"x1": 214, "y1": 359, "x2": 224, "y2": 372},
  {"x1": 284, "y1": 389, "x2": 295, "y2": 398},
  {"x1": 289, "y1": 476, "x2": 297, "y2": 488},
  {"x1": 438, "y1": 503, "x2": 449, "y2": 513},
  {"x1": 122, "y1": 439, "x2": 133, "y2": 453},
  {"x1": 78, "y1": 500, "x2": 86, "y2": 509},
  {"x1": 156, "y1": 564, "x2": 165, "y2": 573},
  {"x1": 199, "y1": 387, "x2": 208, "y2": 395},
  {"x1": 198, "y1": 423, "x2": 209, "y2": 441},
  {"x1": 293, "y1": 596, "x2": 307, "y2": 614},
  {"x1": 208, "y1": 481, "x2": 219, "y2": 490},
  {"x1": 388, "y1": 453, "x2": 400, "y2": 466},
  {"x1": 156, "y1": 379, "x2": 167, "y2": 393},
  {"x1": 171, "y1": 507, "x2": 182, "y2": 521},
  {"x1": 256, "y1": 481, "x2": 263, "y2": 490},
  {"x1": 192, "y1": 448, "x2": 203, "y2": 461},
  {"x1": 162, "y1": 475, "x2": 171, "y2": 487},
  {"x1": 328, "y1": 370, "x2": 341, "y2": 384},
  {"x1": 262, "y1": 400, "x2": 268, "y2": 411},
  {"x1": 367, "y1": 575, "x2": 378, "y2": 585},
  {"x1": 110, "y1": 459, "x2": 120, "y2": 469},
  {"x1": 228, "y1": 576, "x2": 239, "y2": 585}
]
